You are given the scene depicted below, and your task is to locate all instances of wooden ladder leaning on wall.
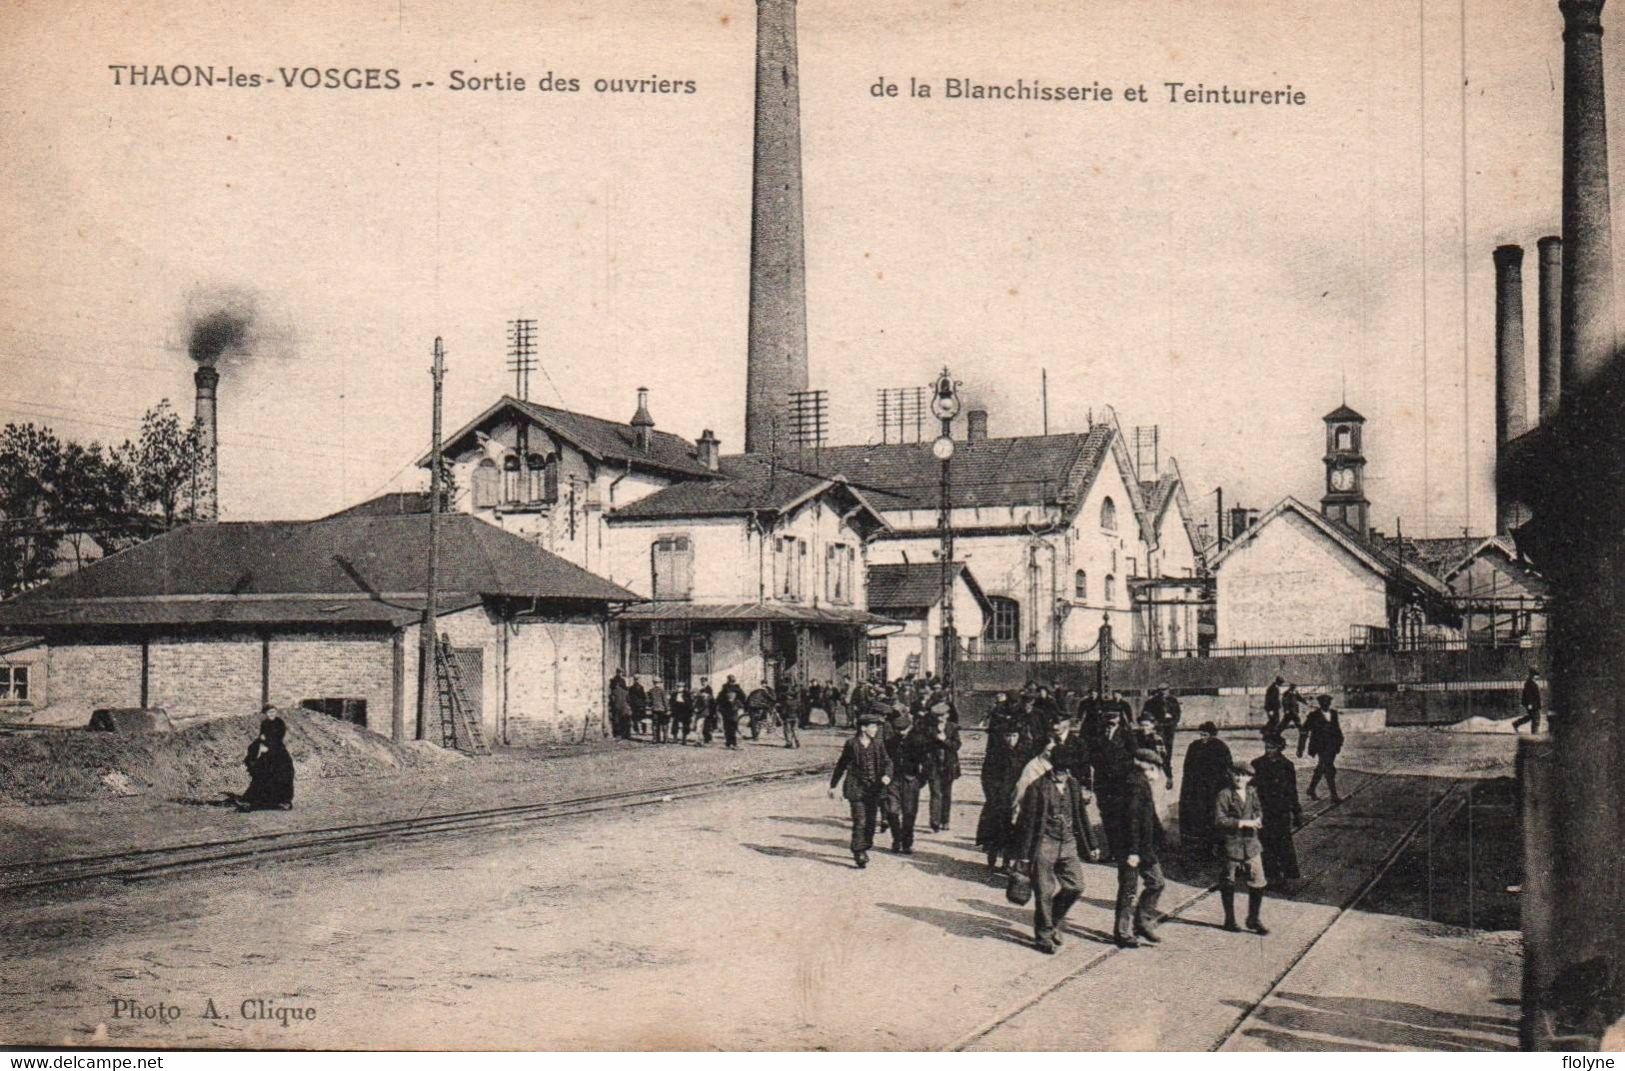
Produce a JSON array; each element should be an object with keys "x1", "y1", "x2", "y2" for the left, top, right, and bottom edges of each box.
[{"x1": 434, "y1": 636, "x2": 489, "y2": 755}]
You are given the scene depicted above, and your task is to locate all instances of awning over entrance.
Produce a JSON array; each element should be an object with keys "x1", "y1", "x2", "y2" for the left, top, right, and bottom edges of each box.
[{"x1": 615, "y1": 601, "x2": 896, "y2": 629}]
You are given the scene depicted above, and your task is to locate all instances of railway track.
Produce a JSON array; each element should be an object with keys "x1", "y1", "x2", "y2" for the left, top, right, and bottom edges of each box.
[
  {"x1": 1207, "y1": 778, "x2": 1472, "y2": 1051},
  {"x1": 0, "y1": 761, "x2": 831, "y2": 893},
  {"x1": 947, "y1": 759, "x2": 1446, "y2": 1051}
]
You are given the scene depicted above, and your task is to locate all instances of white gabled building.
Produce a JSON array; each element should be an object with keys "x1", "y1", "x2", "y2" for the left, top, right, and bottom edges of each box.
[
  {"x1": 418, "y1": 389, "x2": 724, "y2": 579},
  {"x1": 1208, "y1": 497, "x2": 1458, "y2": 649},
  {"x1": 601, "y1": 466, "x2": 893, "y2": 691},
  {"x1": 728, "y1": 414, "x2": 1206, "y2": 659}
]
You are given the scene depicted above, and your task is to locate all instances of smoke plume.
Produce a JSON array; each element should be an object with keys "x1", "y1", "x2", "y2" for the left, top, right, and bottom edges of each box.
[{"x1": 185, "y1": 288, "x2": 259, "y2": 367}]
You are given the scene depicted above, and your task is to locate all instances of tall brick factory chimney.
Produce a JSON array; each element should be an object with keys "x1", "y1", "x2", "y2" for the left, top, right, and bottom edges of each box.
[
  {"x1": 1518, "y1": 0, "x2": 1623, "y2": 1049},
  {"x1": 193, "y1": 365, "x2": 219, "y2": 523},
  {"x1": 1537, "y1": 235, "x2": 1563, "y2": 423},
  {"x1": 1559, "y1": 0, "x2": 1618, "y2": 390},
  {"x1": 1493, "y1": 244, "x2": 1529, "y2": 533},
  {"x1": 744, "y1": 0, "x2": 810, "y2": 455}
]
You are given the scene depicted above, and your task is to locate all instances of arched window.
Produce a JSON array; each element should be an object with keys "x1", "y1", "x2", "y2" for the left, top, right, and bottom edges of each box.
[
  {"x1": 1105, "y1": 574, "x2": 1117, "y2": 604},
  {"x1": 1074, "y1": 569, "x2": 1087, "y2": 599},
  {"x1": 502, "y1": 454, "x2": 522, "y2": 504},
  {"x1": 985, "y1": 596, "x2": 1020, "y2": 647},
  {"x1": 1100, "y1": 496, "x2": 1117, "y2": 531},
  {"x1": 472, "y1": 458, "x2": 500, "y2": 509}
]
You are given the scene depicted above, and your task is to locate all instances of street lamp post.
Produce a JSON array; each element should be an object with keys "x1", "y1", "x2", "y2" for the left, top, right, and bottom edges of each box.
[{"x1": 931, "y1": 369, "x2": 961, "y2": 699}]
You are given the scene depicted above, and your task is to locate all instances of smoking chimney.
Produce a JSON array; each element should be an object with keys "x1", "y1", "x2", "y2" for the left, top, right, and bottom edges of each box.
[
  {"x1": 966, "y1": 409, "x2": 989, "y2": 442},
  {"x1": 697, "y1": 428, "x2": 721, "y2": 472},
  {"x1": 630, "y1": 387, "x2": 655, "y2": 454},
  {"x1": 194, "y1": 365, "x2": 219, "y2": 523},
  {"x1": 743, "y1": 0, "x2": 810, "y2": 455},
  {"x1": 1537, "y1": 236, "x2": 1563, "y2": 423}
]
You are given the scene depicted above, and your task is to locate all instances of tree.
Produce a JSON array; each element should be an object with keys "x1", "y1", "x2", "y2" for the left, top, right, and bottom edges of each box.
[
  {"x1": 0, "y1": 423, "x2": 65, "y2": 594},
  {"x1": 125, "y1": 399, "x2": 200, "y2": 527}
]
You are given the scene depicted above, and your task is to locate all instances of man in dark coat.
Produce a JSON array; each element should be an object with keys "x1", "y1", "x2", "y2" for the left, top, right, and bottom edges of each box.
[
  {"x1": 1017, "y1": 750, "x2": 1098, "y2": 954},
  {"x1": 608, "y1": 671, "x2": 632, "y2": 740},
  {"x1": 1145, "y1": 686, "x2": 1181, "y2": 789},
  {"x1": 885, "y1": 714, "x2": 928, "y2": 853},
  {"x1": 1090, "y1": 704, "x2": 1139, "y2": 863},
  {"x1": 239, "y1": 713, "x2": 295, "y2": 811},
  {"x1": 1114, "y1": 748, "x2": 1168, "y2": 948},
  {"x1": 1280, "y1": 683, "x2": 1306, "y2": 755},
  {"x1": 829, "y1": 713, "x2": 894, "y2": 868},
  {"x1": 1179, "y1": 721, "x2": 1232, "y2": 860},
  {"x1": 1263, "y1": 676, "x2": 1284, "y2": 734},
  {"x1": 923, "y1": 703, "x2": 962, "y2": 832},
  {"x1": 695, "y1": 678, "x2": 716, "y2": 745},
  {"x1": 1512, "y1": 670, "x2": 1543, "y2": 734},
  {"x1": 670, "y1": 685, "x2": 693, "y2": 744},
  {"x1": 977, "y1": 722, "x2": 1026, "y2": 872},
  {"x1": 1304, "y1": 694, "x2": 1345, "y2": 803},
  {"x1": 1215, "y1": 761, "x2": 1269, "y2": 934},
  {"x1": 627, "y1": 676, "x2": 648, "y2": 736},
  {"x1": 1251, "y1": 734, "x2": 1302, "y2": 887},
  {"x1": 717, "y1": 676, "x2": 746, "y2": 749},
  {"x1": 648, "y1": 680, "x2": 670, "y2": 743}
]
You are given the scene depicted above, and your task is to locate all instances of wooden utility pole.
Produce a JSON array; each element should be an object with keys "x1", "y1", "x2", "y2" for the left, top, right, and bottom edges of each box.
[{"x1": 416, "y1": 336, "x2": 445, "y2": 742}]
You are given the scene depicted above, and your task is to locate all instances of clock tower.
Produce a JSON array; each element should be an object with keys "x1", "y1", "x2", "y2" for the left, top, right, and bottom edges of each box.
[{"x1": 1321, "y1": 403, "x2": 1369, "y2": 536}]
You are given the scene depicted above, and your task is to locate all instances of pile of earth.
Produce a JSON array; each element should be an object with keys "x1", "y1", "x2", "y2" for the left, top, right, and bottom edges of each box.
[{"x1": 0, "y1": 708, "x2": 461, "y2": 806}]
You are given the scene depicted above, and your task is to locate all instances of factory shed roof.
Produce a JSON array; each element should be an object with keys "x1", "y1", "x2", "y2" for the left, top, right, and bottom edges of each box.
[
  {"x1": 421, "y1": 395, "x2": 717, "y2": 479},
  {"x1": 605, "y1": 470, "x2": 890, "y2": 537},
  {"x1": 0, "y1": 514, "x2": 635, "y2": 631},
  {"x1": 323, "y1": 492, "x2": 431, "y2": 519},
  {"x1": 720, "y1": 427, "x2": 1117, "y2": 513},
  {"x1": 865, "y1": 562, "x2": 992, "y2": 617}
]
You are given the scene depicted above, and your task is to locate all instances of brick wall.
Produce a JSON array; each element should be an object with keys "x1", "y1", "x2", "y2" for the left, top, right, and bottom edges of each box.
[
  {"x1": 266, "y1": 631, "x2": 395, "y2": 733},
  {"x1": 505, "y1": 619, "x2": 605, "y2": 746},
  {"x1": 147, "y1": 632, "x2": 263, "y2": 723},
  {"x1": 42, "y1": 642, "x2": 143, "y2": 724}
]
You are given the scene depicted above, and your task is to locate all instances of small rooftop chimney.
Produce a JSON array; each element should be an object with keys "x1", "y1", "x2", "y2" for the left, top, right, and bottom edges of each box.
[
  {"x1": 966, "y1": 409, "x2": 988, "y2": 442},
  {"x1": 630, "y1": 386, "x2": 654, "y2": 454},
  {"x1": 697, "y1": 428, "x2": 721, "y2": 472}
]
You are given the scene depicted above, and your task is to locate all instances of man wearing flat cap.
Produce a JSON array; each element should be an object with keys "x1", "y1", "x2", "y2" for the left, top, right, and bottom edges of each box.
[
  {"x1": 885, "y1": 710, "x2": 928, "y2": 853},
  {"x1": 923, "y1": 701, "x2": 962, "y2": 832},
  {"x1": 1114, "y1": 747, "x2": 1169, "y2": 948},
  {"x1": 1017, "y1": 721, "x2": 1099, "y2": 954},
  {"x1": 1215, "y1": 760, "x2": 1270, "y2": 934},
  {"x1": 829, "y1": 710, "x2": 894, "y2": 868}
]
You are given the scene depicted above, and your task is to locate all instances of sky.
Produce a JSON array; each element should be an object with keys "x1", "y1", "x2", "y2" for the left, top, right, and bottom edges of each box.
[{"x1": 1, "y1": 0, "x2": 1622, "y2": 538}]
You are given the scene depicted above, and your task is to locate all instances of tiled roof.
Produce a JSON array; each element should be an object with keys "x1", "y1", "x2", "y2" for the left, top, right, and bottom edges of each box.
[
  {"x1": 865, "y1": 562, "x2": 992, "y2": 614},
  {"x1": 719, "y1": 428, "x2": 1115, "y2": 512},
  {"x1": 1139, "y1": 475, "x2": 1179, "y2": 531},
  {"x1": 0, "y1": 514, "x2": 635, "y2": 630},
  {"x1": 1324, "y1": 403, "x2": 1365, "y2": 423},
  {"x1": 323, "y1": 492, "x2": 431, "y2": 519},
  {"x1": 424, "y1": 396, "x2": 716, "y2": 479},
  {"x1": 606, "y1": 469, "x2": 829, "y2": 520}
]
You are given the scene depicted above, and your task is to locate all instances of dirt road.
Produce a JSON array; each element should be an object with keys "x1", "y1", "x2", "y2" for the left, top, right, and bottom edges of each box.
[{"x1": 0, "y1": 730, "x2": 1520, "y2": 1050}]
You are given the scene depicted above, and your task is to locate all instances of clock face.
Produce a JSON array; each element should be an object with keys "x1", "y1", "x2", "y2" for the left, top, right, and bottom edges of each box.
[
  {"x1": 931, "y1": 434, "x2": 956, "y2": 461},
  {"x1": 1331, "y1": 467, "x2": 1355, "y2": 492}
]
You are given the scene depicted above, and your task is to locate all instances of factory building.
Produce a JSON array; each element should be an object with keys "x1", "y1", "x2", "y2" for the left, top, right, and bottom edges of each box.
[{"x1": 0, "y1": 514, "x2": 634, "y2": 746}]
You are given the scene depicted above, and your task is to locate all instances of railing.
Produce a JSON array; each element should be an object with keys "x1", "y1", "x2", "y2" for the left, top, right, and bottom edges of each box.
[{"x1": 961, "y1": 636, "x2": 1546, "y2": 662}]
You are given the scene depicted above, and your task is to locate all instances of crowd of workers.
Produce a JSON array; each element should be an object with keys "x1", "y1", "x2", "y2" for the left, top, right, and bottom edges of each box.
[{"x1": 828, "y1": 679, "x2": 1353, "y2": 955}]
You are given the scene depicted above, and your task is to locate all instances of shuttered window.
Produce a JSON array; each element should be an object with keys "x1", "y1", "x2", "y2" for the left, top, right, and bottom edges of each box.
[{"x1": 652, "y1": 536, "x2": 693, "y2": 600}]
